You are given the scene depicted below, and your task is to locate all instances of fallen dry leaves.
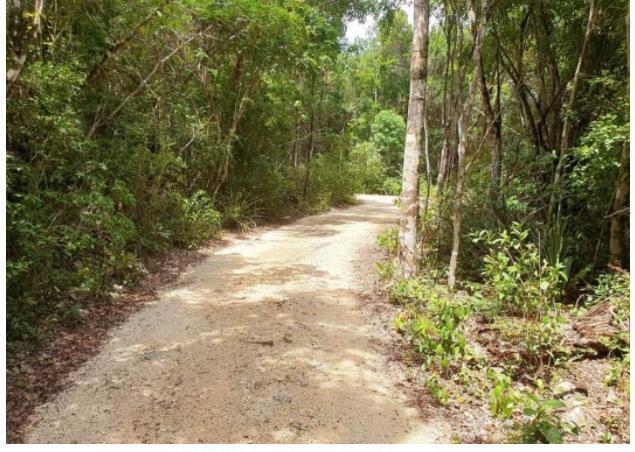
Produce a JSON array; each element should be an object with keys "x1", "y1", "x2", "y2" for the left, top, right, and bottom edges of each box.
[{"x1": 5, "y1": 245, "x2": 216, "y2": 443}]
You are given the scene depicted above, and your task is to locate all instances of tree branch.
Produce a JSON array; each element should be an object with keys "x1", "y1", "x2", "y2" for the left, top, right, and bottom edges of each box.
[{"x1": 88, "y1": 25, "x2": 212, "y2": 138}]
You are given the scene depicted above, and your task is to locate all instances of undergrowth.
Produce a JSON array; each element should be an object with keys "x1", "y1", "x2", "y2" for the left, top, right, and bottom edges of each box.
[{"x1": 376, "y1": 222, "x2": 630, "y2": 443}]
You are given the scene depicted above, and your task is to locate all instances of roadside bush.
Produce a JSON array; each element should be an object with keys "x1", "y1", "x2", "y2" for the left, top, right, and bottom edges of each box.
[
  {"x1": 488, "y1": 369, "x2": 518, "y2": 419},
  {"x1": 472, "y1": 223, "x2": 568, "y2": 319},
  {"x1": 296, "y1": 151, "x2": 357, "y2": 212},
  {"x1": 391, "y1": 280, "x2": 470, "y2": 373},
  {"x1": 426, "y1": 372, "x2": 451, "y2": 405},
  {"x1": 220, "y1": 191, "x2": 259, "y2": 232},
  {"x1": 605, "y1": 352, "x2": 630, "y2": 398},
  {"x1": 488, "y1": 369, "x2": 575, "y2": 443},
  {"x1": 389, "y1": 277, "x2": 429, "y2": 305},
  {"x1": 310, "y1": 151, "x2": 358, "y2": 206},
  {"x1": 375, "y1": 227, "x2": 398, "y2": 280},
  {"x1": 377, "y1": 226, "x2": 398, "y2": 255},
  {"x1": 488, "y1": 314, "x2": 567, "y2": 370},
  {"x1": 175, "y1": 191, "x2": 222, "y2": 247},
  {"x1": 349, "y1": 110, "x2": 406, "y2": 195},
  {"x1": 350, "y1": 142, "x2": 402, "y2": 195},
  {"x1": 380, "y1": 176, "x2": 402, "y2": 195},
  {"x1": 408, "y1": 297, "x2": 470, "y2": 373}
]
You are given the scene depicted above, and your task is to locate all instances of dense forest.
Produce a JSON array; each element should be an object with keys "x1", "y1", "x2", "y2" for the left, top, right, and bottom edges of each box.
[
  {"x1": 382, "y1": 0, "x2": 630, "y2": 443},
  {"x1": 5, "y1": 0, "x2": 631, "y2": 444},
  {"x1": 6, "y1": 0, "x2": 380, "y2": 342}
]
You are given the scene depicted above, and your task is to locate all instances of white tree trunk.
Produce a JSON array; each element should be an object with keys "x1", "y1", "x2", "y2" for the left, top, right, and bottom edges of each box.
[{"x1": 398, "y1": 0, "x2": 430, "y2": 278}]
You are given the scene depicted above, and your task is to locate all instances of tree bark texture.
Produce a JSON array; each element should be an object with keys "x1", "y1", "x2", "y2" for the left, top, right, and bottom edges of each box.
[{"x1": 398, "y1": 0, "x2": 430, "y2": 278}]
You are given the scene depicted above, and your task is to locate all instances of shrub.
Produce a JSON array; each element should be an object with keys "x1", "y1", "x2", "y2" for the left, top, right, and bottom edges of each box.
[
  {"x1": 426, "y1": 373, "x2": 451, "y2": 405},
  {"x1": 380, "y1": 176, "x2": 402, "y2": 195},
  {"x1": 377, "y1": 226, "x2": 398, "y2": 256},
  {"x1": 389, "y1": 278, "x2": 428, "y2": 305},
  {"x1": 408, "y1": 297, "x2": 470, "y2": 373},
  {"x1": 220, "y1": 191, "x2": 259, "y2": 232},
  {"x1": 472, "y1": 223, "x2": 568, "y2": 319},
  {"x1": 349, "y1": 141, "x2": 401, "y2": 195},
  {"x1": 582, "y1": 271, "x2": 630, "y2": 351},
  {"x1": 488, "y1": 369, "x2": 518, "y2": 419},
  {"x1": 374, "y1": 260, "x2": 396, "y2": 280},
  {"x1": 511, "y1": 393, "x2": 574, "y2": 444},
  {"x1": 391, "y1": 280, "x2": 470, "y2": 373},
  {"x1": 302, "y1": 151, "x2": 358, "y2": 210},
  {"x1": 485, "y1": 312, "x2": 567, "y2": 371},
  {"x1": 175, "y1": 190, "x2": 222, "y2": 247}
]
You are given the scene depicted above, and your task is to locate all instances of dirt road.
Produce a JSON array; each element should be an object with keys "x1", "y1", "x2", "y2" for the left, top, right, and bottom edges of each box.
[{"x1": 24, "y1": 194, "x2": 446, "y2": 444}]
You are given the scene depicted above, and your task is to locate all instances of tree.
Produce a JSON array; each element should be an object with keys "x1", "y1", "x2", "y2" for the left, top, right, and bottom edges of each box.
[
  {"x1": 476, "y1": 47, "x2": 503, "y2": 200},
  {"x1": 371, "y1": 109, "x2": 406, "y2": 176},
  {"x1": 548, "y1": 0, "x2": 598, "y2": 222},
  {"x1": 436, "y1": 0, "x2": 461, "y2": 192},
  {"x1": 5, "y1": 0, "x2": 374, "y2": 342},
  {"x1": 609, "y1": 141, "x2": 629, "y2": 268},
  {"x1": 397, "y1": 0, "x2": 430, "y2": 278},
  {"x1": 447, "y1": 0, "x2": 487, "y2": 291}
]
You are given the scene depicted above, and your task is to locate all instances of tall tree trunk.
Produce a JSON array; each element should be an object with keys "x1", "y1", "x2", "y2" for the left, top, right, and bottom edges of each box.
[
  {"x1": 437, "y1": 2, "x2": 454, "y2": 191},
  {"x1": 422, "y1": 102, "x2": 431, "y2": 220},
  {"x1": 548, "y1": 0, "x2": 597, "y2": 221},
  {"x1": 302, "y1": 105, "x2": 316, "y2": 198},
  {"x1": 292, "y1": 117, "x2": 299, "y2": 167},
  {"x1": 491, "y1": 47, "x2": 503, "y2": 198},
  {"x1": 448, "y1": 118, "x2": 468, "y2": 291},
  {"x1": 608, "y1": 133, "x2": 630, "y2": 268},
  {"x1": 448, "y1": 10, "x2": 466, "y2": 180},
  {"x1": 437, "y1": 130, "x2": 451, "y2": 191},
  {"x1": 610, "y1": 11, "x2": 630, "y2": 268},
  {"x1": 477, "y1": 47, "x2": 503, "y2": 199},
  {"x1": 303, "y1": 79, "x2": 323, "y2": 199},
  {"x1": 448, "y1": 0, "x2": 487, "y2": 291},
  {"x1": 398, "y1": 0, "x2": 430, "y2": 278}
]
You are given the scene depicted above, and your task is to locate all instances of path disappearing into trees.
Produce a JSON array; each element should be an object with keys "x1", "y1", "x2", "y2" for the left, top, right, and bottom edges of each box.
[{"x1": 25, "y1": 195, "x2": 447, "y2": 444}]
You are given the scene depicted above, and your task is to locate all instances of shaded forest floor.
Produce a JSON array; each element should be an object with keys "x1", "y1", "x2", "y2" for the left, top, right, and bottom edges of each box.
[
  {"x1": 7, "y1": 220, "x2": 294, "y2": 442},
  {"x1": 6, "y1": 246, "x2": 213, "y2": 442}
]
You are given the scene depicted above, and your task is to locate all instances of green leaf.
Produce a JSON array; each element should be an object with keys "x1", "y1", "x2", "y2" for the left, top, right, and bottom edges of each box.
[
  {"x1": 523, "y1": 407, "x2": 536, "y2": 416},
  {"x1": 538, "y1": 422, "x2": 564, "y2": 444},
  {"x1": 541, "y1": 399, "x2": 566, "y2": 410}
]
